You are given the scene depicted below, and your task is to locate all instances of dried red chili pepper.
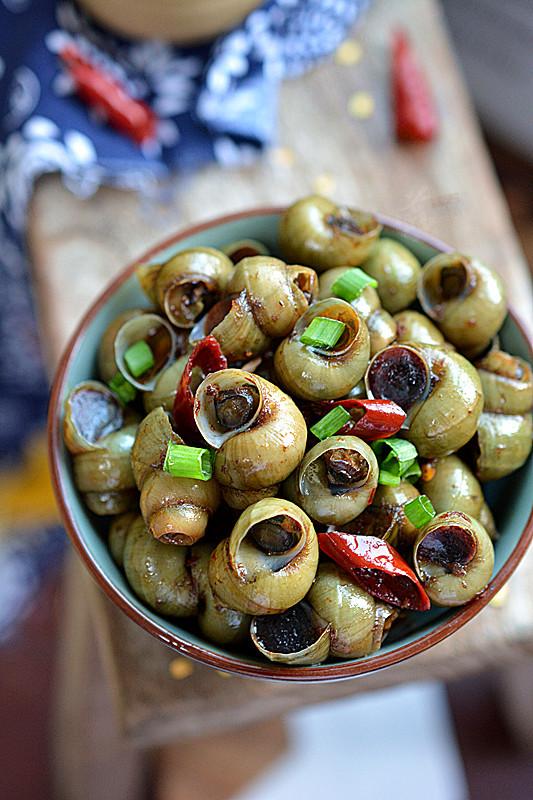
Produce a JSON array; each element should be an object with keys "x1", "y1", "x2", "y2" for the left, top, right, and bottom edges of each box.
[
  {"x1": 59, "y1": 45, "x2": 158, "y2": 145},
  {"x1": 308, "y1": 398, "x2": 406, "y2": 441},
  {"x1": 173, "y1": 336, "x2": 227, "y2": 442},
  {"x1": 318, "y1": 531, "x2": 431, "y2": 611},
  {"x1": 391, "y1": 29, "x2": 438, "y2": 143}
]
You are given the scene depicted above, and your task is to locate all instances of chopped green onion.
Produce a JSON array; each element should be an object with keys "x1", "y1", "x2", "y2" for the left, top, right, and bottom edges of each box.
[
  {"x1": 402, "y1": 459, "x2": 422, "y2": 483},
  {"x1": 377, "y1": 468, "x2": 401, "y2": 487},
  {"x1": 331, "y1": 268, "x2": 378, "y2": 301},
  {"x1": 403, "y1": 495, "x2": 436, "y2": 528},
  {"x1": 108, "y1": 372, "x2": 137, "y2": 404},
  {"x1": 310, "y1": 406, "x2": 351, "y2": 440},
  {"x1": 163, "y1": 442, "x2": 213, "y2": 481},
  {"x1": 300, "y1": 316, "x2": 346, "y2": 349},
  {"x1": 372, "y1": 437, "x2": 419, "y2": 487},
  {"x1": 124, "y1": 340, "x2": 154, "y2": 377}
]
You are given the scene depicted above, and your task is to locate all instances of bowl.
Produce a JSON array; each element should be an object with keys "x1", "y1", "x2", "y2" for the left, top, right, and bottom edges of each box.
[{"x1": 48, "y1": 207, "x2": 533, "y2": 682}]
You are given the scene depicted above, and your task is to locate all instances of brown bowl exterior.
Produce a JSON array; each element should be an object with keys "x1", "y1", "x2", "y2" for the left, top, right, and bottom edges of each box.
[{"x1": 48, "y1": 207, "x2": 533, "y2": 682}]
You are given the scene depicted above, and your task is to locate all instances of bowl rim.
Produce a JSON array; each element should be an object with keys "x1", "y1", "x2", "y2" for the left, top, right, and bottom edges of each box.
[{"x1": 48, "y1": 206, "x2": 533, "y2": 682}]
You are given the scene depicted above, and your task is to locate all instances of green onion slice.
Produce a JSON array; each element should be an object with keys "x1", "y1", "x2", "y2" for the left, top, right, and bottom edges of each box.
[
  {"x1": 372, "y1": 437, "x2": 419, "y2": 486},
  {"x1": 403, "y1": 495, "x2": 436, "y2": 528},
  {"x1": 300, "y1": 316, "x2": 346, "y2": 349},
  {"x1": 124, "y1": 340, "x2": 155, "y2": 378},
  {"x1": 163, "y1": 442, "x2": 213, "y2": 481},
  {"x1": 108, "y1": 372, "x2": 137, "y2": 404},
  {"x1": 331, "y1": 268, "x2": 378, "y2": 301},
  {"x1": 310, "y1": 406, "x2": 351, "y2": 440}
]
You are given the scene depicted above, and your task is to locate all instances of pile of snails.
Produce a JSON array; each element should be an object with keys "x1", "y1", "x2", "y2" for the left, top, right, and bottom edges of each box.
[{"x1": 63, "y1": 195, "x2": 533, "y2": 666}]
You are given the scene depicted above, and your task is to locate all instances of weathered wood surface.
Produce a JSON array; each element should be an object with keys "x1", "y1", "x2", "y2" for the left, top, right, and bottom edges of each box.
[{"x1": 30, "y1": 0, "x2": 533, "y2": 750}]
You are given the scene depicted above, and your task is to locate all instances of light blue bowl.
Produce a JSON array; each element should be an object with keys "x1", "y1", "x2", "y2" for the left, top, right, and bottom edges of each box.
[{"x1": 49, "y1": 208, "x2": 533, "y2": 682}]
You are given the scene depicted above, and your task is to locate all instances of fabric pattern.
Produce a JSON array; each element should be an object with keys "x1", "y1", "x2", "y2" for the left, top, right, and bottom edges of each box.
[{"x1": 0, "y1": 0, "x2": 368, "y2": 639}]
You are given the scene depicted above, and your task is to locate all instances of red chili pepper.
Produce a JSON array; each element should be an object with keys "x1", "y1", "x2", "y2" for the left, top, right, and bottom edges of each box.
[
  {"x1": 173, "y1": 336, "x2": 227, "y2": 442},
  {"x1": 318, "y1": 531, "x2": 430, "y2": 611},
  {"x1": 59, "y1": 45, "x2": 158, "y2": 145},
  {"x1": 309, "y1": 398, "x2": 406, "y2": 441},
  {"x1": 391, "y1": 29, "x2": 438, "y2": 143}
]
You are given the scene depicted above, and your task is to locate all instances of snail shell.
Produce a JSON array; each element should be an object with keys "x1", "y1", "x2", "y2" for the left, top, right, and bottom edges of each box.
[
  {"x1": 418, "y1": 252, "x2": 506, "y2": 358},
  {"x1": 73, "y1": 423, "x2": 138, "y2": 494},
  {"x1": 137, "y1": 247, "x2": 233, "y2": 329},
  {"x1": 63, "y1": 381, "x2": 124, "y2": 455},
  {"x1": 226, "y1": 256, "x2": 318, "y2": 338},
  {"x1": 476, "y1": 349, "x2": 533, "y2": 416},
  {"x1": 413, "y1": 511, "x2": 494, "y2": 606},
  {"x1": 250, "y1": 602, "x2": 331, "y2": 665},
  {"x1": 190, "y1": 291, "x2": 270, "y2": 362},
  {"x1": 274, "y1": 298, "x2": 370, "y2": 400},
  {"x1": 308, "y1": 562, "x2": 398, "y2": 658},
  {"x1": 123, "y1": 517, "x2": 197, "y2": 617},
  {"x1": 132, "y1": 407, "x2": 220, "y2": 544},
  {"x1": 366, "y1": 343, "x2": 483, "y2": 458},
  {"x1": 280, "y1": 195, "x2": 382, "y2": 271},
  {"x1": 284, "y1": 435, "x2": 379, "y2": 526},
  {"x1": 194, "y1": 369, "x2": 307, "y2": 490},
  {"x1": 208, "y1": 498, "x2": 319, "y2": 615}
]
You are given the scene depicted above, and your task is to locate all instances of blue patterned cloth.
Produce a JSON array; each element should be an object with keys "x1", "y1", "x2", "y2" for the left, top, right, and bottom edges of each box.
[{"x1": 0, "y1": 0, "x2": 367, "y2": 638}]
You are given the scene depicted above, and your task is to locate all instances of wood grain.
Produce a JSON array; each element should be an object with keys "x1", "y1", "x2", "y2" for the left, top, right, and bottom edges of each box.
[{"x1": 30, "y1": 0, "x2": 533, "y2": 751}]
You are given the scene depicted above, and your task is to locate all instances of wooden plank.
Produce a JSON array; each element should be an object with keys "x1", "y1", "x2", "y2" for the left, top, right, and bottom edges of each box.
[{"x1": 30, "y1": 0, "x2": 533, "y2": 750}]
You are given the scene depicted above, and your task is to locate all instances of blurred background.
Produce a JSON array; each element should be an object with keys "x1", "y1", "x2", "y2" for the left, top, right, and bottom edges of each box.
[{"x1": 0, "y1": 1, "x2": 532, "y2": 799}]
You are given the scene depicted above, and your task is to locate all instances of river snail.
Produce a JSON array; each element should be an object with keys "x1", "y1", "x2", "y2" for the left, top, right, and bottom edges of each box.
[
  {"x1": 307, "y1": 562, "x2": 398, "y2": 658},
  {"x1": 64, "y1": 381, "x2": 138, "y2": 515},
  {"x1": 366, "y1": 343, "x2": 483, "y2": 457},
  {"x1": 469, "y1": 349, "x2": 533, "y2": 482},
  {"x1": 194, "y1": 369, "x2": 307, "y2": 492},
  {"x1": 280, "y1": 195, "x2": 382, "y2": 271},
  {"x1": 413, "y1": 511, "x2": 494, "y2": 607},
  {"x1": 190, "y1": 256, "x2": 317, "y2": 362},
  {"x1": 361, "y1": 238, "x2": 422, "y2": 314},
  {"x1": 417, "y1": 252, "x2": 506, "y2": 358},
  {"x1": 131, "y1": 407, "x2": 221, "y2": 544},
  {"x1": 274, "y1": 298, "x2": 370, "y2": 400},
  {"x1": 250, "y1": 602, "x2": 331, "y2": 665},
  {"x1": 113, "y1": 312, "x2": 177, "y2": 392},
  {"x1": 208, "y1": 498, "x2": 319, "y2": 615},
  {"x1": 123, "y1": 516, "x2": 198, "y2": 617},
  {"x1": 284, "y1": 435, "x2": 379, "y2": 526},
  {"x1": 137, "y1": 247, "x2": 233, "y2": 329}
]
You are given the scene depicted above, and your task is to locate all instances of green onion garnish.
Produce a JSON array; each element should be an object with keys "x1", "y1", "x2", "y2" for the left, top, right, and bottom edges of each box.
[
  {"x1": 403, "y1": 495, "x2": 436, "y2": 528},
  {"x1": 310, "y1": 406, "x2": 351, "y2": 440},
  {"x1": 108, "y1": 372, "x2": 137, "y2": 404},
  {"x1": 402, "y1": 459, "x2": 422, "y2": 482},
  {"x1": 163, "y1": 442, "x2": 213, "y2": 481},
  {"x1": 331, "y1": 268, "x2": 378, "y2": 301},
  {"x1": 372, "y1": 437, "x2": 419, "y2": 486},
  {"x1": 300, "y1": 317, "x2": 346, "y2": 349},
  {"x1": 124, "y1": 340, "x2": 155, "y2": 377}
]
